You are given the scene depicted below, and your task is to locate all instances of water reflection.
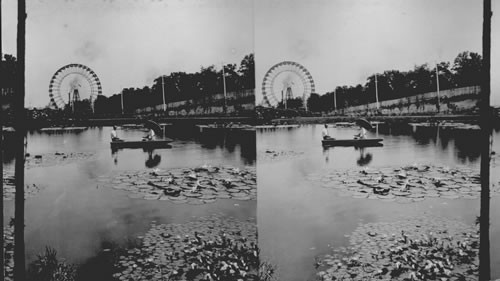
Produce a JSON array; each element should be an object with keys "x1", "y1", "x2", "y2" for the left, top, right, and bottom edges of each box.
[
  {"x1": 111, "y1": 146, "x2": 171, "y2": 168},
  {"x1": 376, "y1": 123, "x2": 482, "y2": 164},
  {"x1": 2, "y1": 125, "x2": 256, "y2": 275},
  {"x1": 322, "y1": 145, "x2": 380, "y2": 166},
  {"x1": 2, "y1": 131, "x2": 18, "y2": 164},
  {"x1": 355, "y1": 147, "x2": 373, "y2": 166},
  {"x1": 144, "y1": 150, "x2": 161, "y2": 168},
  {"x1": 258, "y1": 123, "x2": 499, "y2": 281},
  {"x1": 197, "y1": 131, "x2": 256, "y2": 166}
]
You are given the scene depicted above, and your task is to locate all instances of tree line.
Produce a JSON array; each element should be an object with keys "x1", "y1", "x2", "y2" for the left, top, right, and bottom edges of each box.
[
  {"x1": 306, "y1": 51, "x2": 482, "y2": 112},
  {"x1": 1, "y1": 53, "x2": 254, "y2": 118},
  {"x1": 94, "y1": 54, "x2": 255, "y2": 115}
]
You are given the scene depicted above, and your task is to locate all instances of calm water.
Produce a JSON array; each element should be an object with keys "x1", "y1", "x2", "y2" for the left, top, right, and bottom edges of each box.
[
  {"x1": 257, "y1": 124, "x2": 500, "y2": 281},
  {"x1": 2, "y1": 126, "x2": 256, "y2": 270}
]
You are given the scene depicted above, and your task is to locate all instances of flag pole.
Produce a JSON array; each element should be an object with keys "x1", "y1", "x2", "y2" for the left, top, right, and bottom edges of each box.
[
  {"x1": 333, "y1": 91, "x2": 337, "y2": 110},
  {"x1": 121, "y1": 89, "x2": 124, "y2": 115},
  {"x1": 222, "y1": 62, "x2": 227, "y2": 114},
  {"x1": 161, "y1": 76, "x2": 166, "y2": 112},
  {"x1": 436, "y1": 63, "x2": 440, "y2": 112}
]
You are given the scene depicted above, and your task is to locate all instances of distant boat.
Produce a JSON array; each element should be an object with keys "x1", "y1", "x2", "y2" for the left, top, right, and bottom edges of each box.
[
  {"x1": 39, "y1": 127, "x2": 88, "y2": 132},
  {"x1": 121, "y1": 124, "x2": 143, "y2": 129},
  {"x1": 256, "y1": 124, "x2": 300, "y2": 129},
  {"x1": 322, "y1": 138, "x2": 383, "y2": 147}
]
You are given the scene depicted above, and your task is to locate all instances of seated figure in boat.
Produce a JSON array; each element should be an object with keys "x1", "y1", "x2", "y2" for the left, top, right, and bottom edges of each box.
[
  {"x1": 143, "y1": 128, "x2": 156, "y2": 141},
  {"x1": 354, "y1": 126, "x2": 367, "y2": 139},
  {"x1": 110, "y1": 126, "x2": 123, "y2": 142},
  {"x1": 322, "y1": 124, "x2": 333, "y2": 140}
]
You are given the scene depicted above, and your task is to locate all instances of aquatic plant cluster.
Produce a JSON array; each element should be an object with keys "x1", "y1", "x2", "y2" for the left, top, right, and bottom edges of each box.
[
  {"x1": 316, "y1": 216, "x2": 478, "y2": 281},
  {"x1": 3, "y1": 225, "x2": 14, "y2": 281},
  {"x1": 29, "y1": 247, "x2": 77, "y2": 281},
  {"x1": 24, "y1": 152, "x2": 95, "y2": 169},
  {"x1": 113, "y1": 215, "x2": 258, "y2": 281},
  {"x1": 2, "y1": 171, "x2": 43, "y2": 200},
  {"x1": 259, "y1": 149, "x2": 304, "y2": 162},
  {"x1": 306, "y1": 164, "x2": 500, "y2": 203},
  {"x1": 98, "y1": 165, "x2": 256, "y2": 204},
  {"x1": 3, "y1": 226, "x2": 76, "y2": 281}
]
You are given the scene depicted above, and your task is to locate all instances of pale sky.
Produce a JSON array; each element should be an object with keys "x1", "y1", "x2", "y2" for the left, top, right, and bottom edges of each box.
[
  {"x1": 492, "y1": 1, "x2": 500, "y2": 106},
  {"x1": 255, "y1": 0, "x2": 492, "y2": 105},
  {"x1": 1, "y1": 0, "x2": 254, "y2": 107},
  {"x1": 3, "y1": 0, "x2": 500, "y2": 107}
]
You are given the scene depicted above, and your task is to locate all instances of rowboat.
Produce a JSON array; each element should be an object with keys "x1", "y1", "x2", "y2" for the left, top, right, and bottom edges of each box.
[
  {"x1": 321, "y1": 138, "x2": 383, "y2": 147},
  {"x1": 110, "y1": 139, "x2": 173, "y2": 149}
]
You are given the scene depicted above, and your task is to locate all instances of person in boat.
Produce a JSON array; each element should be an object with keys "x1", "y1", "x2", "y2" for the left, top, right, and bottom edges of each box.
[
  {"x1": 110, "y1": 126, "x2": 122, "y2": 141},
  {"x1": 322, "y1": 124, "x2": 333, "y2": 140},
  {"x1": 354, "y1": 126, "x2": 367, "y2": 139},
  {"x1": 143, "y1": 128, "x2": 156, "y2": 141}
]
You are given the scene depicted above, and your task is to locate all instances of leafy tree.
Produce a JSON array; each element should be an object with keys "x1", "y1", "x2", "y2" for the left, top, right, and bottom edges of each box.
[
  {"x1": 238, "y1": 54, "x2": 255, "y2": 90},
  {"x1": 307, "y1": 51, "x2": 482, "y2": 113},
  {"x1": 286, "y1": 97, "x2": 303, "y2": 109},
  {"x1": 1, "y1": 54, "x2": 18, "y2": 89},
  {"x1": 90, "y1": 53, "x2": 255, "y2": 115},
  {"x1": 307, "y1": 93, "x2": 321, "y2": 112},
  {"x1": 452, "y1": 51, "x2": 482, "y2": 87},
  {"x1": 433, "y1": 61, "x2": 454, "y2": 90}
]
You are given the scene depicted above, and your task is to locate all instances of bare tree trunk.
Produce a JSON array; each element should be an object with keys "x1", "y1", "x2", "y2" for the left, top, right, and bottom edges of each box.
[
  {"x1": 14, "y1": 0, "x2": 26, "y2": 280},
  {"x1": 479, "y1": 0, "x2": 491, "y2": 280}
]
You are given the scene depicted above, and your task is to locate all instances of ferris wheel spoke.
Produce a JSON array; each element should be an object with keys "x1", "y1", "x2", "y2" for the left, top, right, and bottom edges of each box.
[
  {"x1": 48, "y1": 64, "x2": 102, "y2": 109},
  {"x1": 261, "y1": 61, "x2": 315, "y2": 108}
]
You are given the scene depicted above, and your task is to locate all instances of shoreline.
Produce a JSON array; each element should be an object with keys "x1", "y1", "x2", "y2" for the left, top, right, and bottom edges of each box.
[
  {"x1": 269, "y1": 114, "x2": 489, "y2": 125},
  {"x1": 3, "y1": 114, "x2": 500, "y2": 130},
  {"x1": 2, "y1": 116, "x2": 255, "y2": 130}
]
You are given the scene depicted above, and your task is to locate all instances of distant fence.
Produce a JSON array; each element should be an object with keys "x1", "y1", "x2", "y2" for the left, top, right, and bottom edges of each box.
[
  {"x1": 135, "y1": 89, "x2": 255, "y2": 117},
  {"x1": 334, "y1": 86, "x2": 480, "y2": 116}
]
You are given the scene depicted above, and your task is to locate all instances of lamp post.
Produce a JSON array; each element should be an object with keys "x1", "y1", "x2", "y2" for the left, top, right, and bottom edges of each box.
[
  {"x1": 121, "y1": 89, "x2": 124, "y2": 115},
  {"x1": 333, "y1": 91, "x2": 337, "y2": 110},
  {"x1": 375, "y1": 74, "x2": 379, "y2": 109},
  {"x1": 161, "y1": 76, "x2": 166, "y2": 112},
  {"x1": 222, "y1": 62, "x2": 227, "y2": 114},
  {"x1": 435, "y1": 63, "x2": 440, "y2": 112}
]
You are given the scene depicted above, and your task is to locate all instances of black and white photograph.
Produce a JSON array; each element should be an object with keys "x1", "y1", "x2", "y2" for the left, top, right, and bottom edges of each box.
[
  {"x1": 2, "y1": 0, "x2": 257, "y2": 280},
  {"x1": 256, "y1": 1, "x2": 498, "y2": 281},
  {"x1": 2, "y1": 0, "x2": 500, "y2": 281}
]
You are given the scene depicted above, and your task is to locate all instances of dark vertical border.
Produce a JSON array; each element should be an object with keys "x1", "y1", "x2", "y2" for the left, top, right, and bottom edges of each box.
[
  {"x1": 479, "y1": 0, "x2": 492, "y2": 280},
  {"x1": 14, "y1": 0, "x2": 26, "y2": 280},
  {"x1": 0, "y1": 0, "x2": 4, "y2": 279}
]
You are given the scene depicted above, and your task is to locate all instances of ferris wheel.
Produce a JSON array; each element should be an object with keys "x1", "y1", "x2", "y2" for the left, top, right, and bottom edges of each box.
[
  {"x1": 261, "y1": 61, "x2": 315, "y2": 109},
  {"x1": 48, "y1": 63, "x2": 102, "y2": 111}
]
